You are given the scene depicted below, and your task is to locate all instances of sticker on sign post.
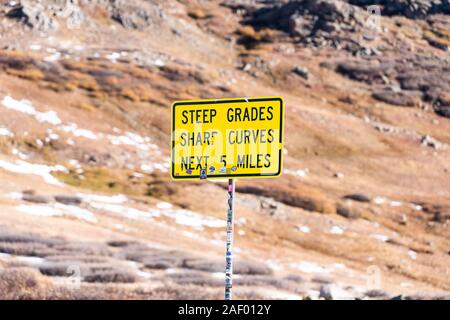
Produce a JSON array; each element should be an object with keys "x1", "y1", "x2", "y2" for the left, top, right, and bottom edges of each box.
[{"x1": 171, "y1": 97, "x2": 284, "y2": 180}]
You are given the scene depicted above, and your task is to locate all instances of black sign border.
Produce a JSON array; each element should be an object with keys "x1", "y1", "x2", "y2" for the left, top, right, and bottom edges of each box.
[{"x1": 171, "y1": 97, "x2": 284, "y2": 180}]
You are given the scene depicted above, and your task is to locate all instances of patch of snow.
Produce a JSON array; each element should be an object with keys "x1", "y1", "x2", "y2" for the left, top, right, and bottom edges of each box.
[
  {"x1": 140, "y1": 162, "x2": 168, "y2": 173},
  {"x1": 266, "y1": 260, "x2": 283, "y2": 271},
  {"x1": 78, "y1": 193, "x2": 128, "y2": 204},
  {"x1": 408, "y1": 250, "x2": 417, "y2": 260},
  {"x1": 329, "y1": 226, "x2": 345, "y2": 235},
  {"x1": 371, "y1": 234, "x2": 389, "y2": 242},
  {"x1": 1, "y1": 96, "x2": 61, "y2": 125},
  {"x1": 285, "y1": 168, "x2": 309, "y2": 177},
  {"x1": 0, "y1": 159, "x2": 66, "y2": 185},
  {"x1": 17, "y1": 204, "x2": 63, "y2": 217},
  {"x1": 153, "y1": 58, "x2": 165, "y2": 67},
  {"x1": 66, "y1": 138, "x2": 75, "y2": 145},
  {"x1": 400, "y1": 282, "x2": 413, "y2": 288},
  {"x1": 68, "y1": 159, "x2": 80, "y2": 166},
  {"x1": 291, "y1": 262, "x2": 331, "y2": 274},
  {"x1": 374, "y1": 196, "x2": 386, "y2": 205},
  {"x1": 15, "y1": 255, "x2": 46, "y2": 266},
  {"x1": 90, "y1": 202, "x2": 159, "y2": 220},
  {"x1": 44, "y1": 52, "x2": 61, "y2": 62},
  {"x1": 390, "y1": 201, "x2": 402, "y2": 207},
  {"x1": 2, "y1": 96, "x2": 36, "y2": 114},
  {"x1": 48, "y1": 133, "x2": 59, "y2": 140},
  {"x1": 162, "y1": 209, "x2": 226, "y2": 230},
  {"x1": 16, "y1": 203, "x2": 97, "y2": 223},
  {"x1": 0, "y1": 127, "x2": 13, "y2": 137},
  {"x1": 332, "y1": 263, "x2": 347, "y2": 270},
  {"x1": 0, "y1": 253, "x2": 45, "y2": 266},
  {"x1": 60, "y1": 123, "x2": 97, "y2": 140},
  {"x1": 297, "y1": 225, "x2": 311, "y2": 233},
  {"x1": 30, "y1": 44, "x2": 41, "y2": 51},
  {"x1": 54, "y1": 203, "x2": 97, "y2": 223},
  {"x1": 334, "y1": 172, "x2": 344, "y2": 179},
  {"x1": 263, "y1": 289, "x2": 303, "y2": 300},
  {"x1": 156, "y1": 202, "x2": 172, "y2": 209},
  {"x1": 7, "y1": 192, "x2": 22, "y2": 200},
  {"x1": 211, "y1": 272, "x2": 225, "y2": 279},
  {"x1": 35, "y1": 139, "x2": 44, "y2": 148},
  {"x1": 106, "y1": 52, "x2": 120, "y2": 63},
  {"x1": 108, "y1": 132, "x2": 155, "y2": 151},
  {"x1": 113, "y1": 223, "x2": 125, "y2": 230},
  {"x1": 12, "y1": 148, "x2": 28, "y2": 160},
  {"x1": 327, "y1": 284, "x2": 356, "y2": 300},
  {"x1": 238, "y1": 230, "x2": 245, "y2": 236}
]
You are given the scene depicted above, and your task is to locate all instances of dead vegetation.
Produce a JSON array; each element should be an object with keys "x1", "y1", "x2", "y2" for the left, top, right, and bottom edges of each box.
[{"x1": 0, "y1": 0, "x2": 449, "y2": 300}]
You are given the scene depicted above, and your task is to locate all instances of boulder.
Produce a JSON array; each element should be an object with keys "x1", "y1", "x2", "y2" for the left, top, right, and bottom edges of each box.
[
  {"x1": 6, "y1": 1, "x2": 58, "y2": 32},
  {"x1": 54, "y1": 195, "x2": 83, "y2": 206},
  {"x1": 343, "y1": 193, "x2": 371, "y2": 202},
  {"x1": 372, "y1": 90, "x2": 422, "y2": 107},
  {"x1": 293, "y1": 65, "x2": 310, "y2": 80},
  {"x1": 337, "y1": 204, "x2": 361, "y2": 219},
  {"x1": 435, "y1": 105, "x2": 450, "y2": 118}
]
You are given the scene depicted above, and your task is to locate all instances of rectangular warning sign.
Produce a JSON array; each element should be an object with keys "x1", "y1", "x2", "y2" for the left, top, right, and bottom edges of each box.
[{"x1": 171, "y1": 97, "x2": 284, "y2": 180}]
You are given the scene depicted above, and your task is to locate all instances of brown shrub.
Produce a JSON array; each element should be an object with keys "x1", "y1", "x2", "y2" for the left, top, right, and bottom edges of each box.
[
  {"x1": 166, "y1": 271, "x2": 223, "y2": 287},
  {"x1": 188, "y1": 8, "x2": 213, "y2": 20},
  {"x1": 236, "y1": 181, "x2": 336, "y2": 214},
  {"x1": 77, "y1": 102, "x2": 97, "y2": 112},
  {"x1": 83, "y1": 270, "x2": 140, "y2": 283},
  {"x1": 120, "y1": 87, "x2": 140, "y2": 101},
  {"x1": 183, "y1": 258, "x2": 272, "y2": 275},
  {"x1": 0, "y1": 242, "x2": 55, "y2": 257},
  {"x1": 0, "y1": 267, "x2": 72, "y2": 300}
]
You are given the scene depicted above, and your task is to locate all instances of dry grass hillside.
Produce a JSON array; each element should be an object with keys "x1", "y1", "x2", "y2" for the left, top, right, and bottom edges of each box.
[{"x1": 0, "y1": 0, "x2": 449, "y2": 299}]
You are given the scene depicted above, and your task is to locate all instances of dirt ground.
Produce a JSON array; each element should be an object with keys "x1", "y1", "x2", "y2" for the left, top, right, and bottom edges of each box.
[{"x1": 0, "y1": 0, "x2": 449, "y2": 299}]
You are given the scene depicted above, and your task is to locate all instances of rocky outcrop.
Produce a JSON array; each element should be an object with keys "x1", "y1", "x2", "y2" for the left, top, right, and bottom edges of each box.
[
  {"x1": 349, "y1": 0, "x2": 450, "y2": 19},
  {"x1": 5, "y1": 0, "x2": 85, "y2": 32},
  {"x1": 110, "y1": 1, "x2": 161, "y2": 30},
  {"x1": 336, "y1": 54, "x2": 450, "y2": 116},
  {"x1": 245, "y1": 0, "x2": 361, "y2": 38}
]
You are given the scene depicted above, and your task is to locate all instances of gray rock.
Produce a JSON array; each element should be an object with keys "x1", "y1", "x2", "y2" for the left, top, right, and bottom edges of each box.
[
  {"x1": 365, "y1": 289, "x2": 389, "y2": 298},
  {"x1": 6, "y1": 1, "x2": 58, "y2": 32},
  {"x1": 22, "y1": 194, "x2": 52, "y2": 204},
  {"x1": 337, "y1": 204, "x2": 361, "y2": 219},
  {"x1": 54, "y1": 195, "x2": 83, "y2": 206},
  {"x1": 435, "y1": 105, "x2": 450, "y2": 118},
  {"x1": 293, "y1": 66, "x2": 310, "y2": 80},
  {"x1": 372, "y1": 90, "x2": 422, "y2": 107},
  {"x1": 319, "y1": 284, "x2": 333, "y2": 300},
  {"x1": 421, "y1": 135, "x2": 446, "y2": 150},
  {"x1": 343, "y1": 193, "x2": 371, "y2": 202}
]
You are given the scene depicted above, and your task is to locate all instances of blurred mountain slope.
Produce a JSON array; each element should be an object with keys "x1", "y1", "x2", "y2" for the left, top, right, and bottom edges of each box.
[{"x1": 0, "y1": 0, "x2": 449, "y2": 299}]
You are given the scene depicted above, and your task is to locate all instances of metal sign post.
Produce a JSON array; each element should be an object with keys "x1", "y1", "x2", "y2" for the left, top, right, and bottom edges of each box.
[
  {"x1": 170, "y1": 96, "x2": 285, "y2": 300},
  {"x1": 225, "y1": 178, "x2": 235, "y2": 300}
]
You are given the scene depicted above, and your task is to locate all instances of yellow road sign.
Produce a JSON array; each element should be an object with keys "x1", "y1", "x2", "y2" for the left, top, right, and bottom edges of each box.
[{"x1": 171, "y1": 97, "x2": 284, "y2": 180}]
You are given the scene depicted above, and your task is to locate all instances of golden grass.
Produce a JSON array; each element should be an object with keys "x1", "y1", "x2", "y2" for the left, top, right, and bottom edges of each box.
[
  {"x1": 6, "y1": 68, "x2": 45, "y2": 81},
  {"x1": 77, "y1": 102, "x2": 97, "y2": 112},
  {"x1": 54, "y1": 167, "x2": 158, "y2": 197}
]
